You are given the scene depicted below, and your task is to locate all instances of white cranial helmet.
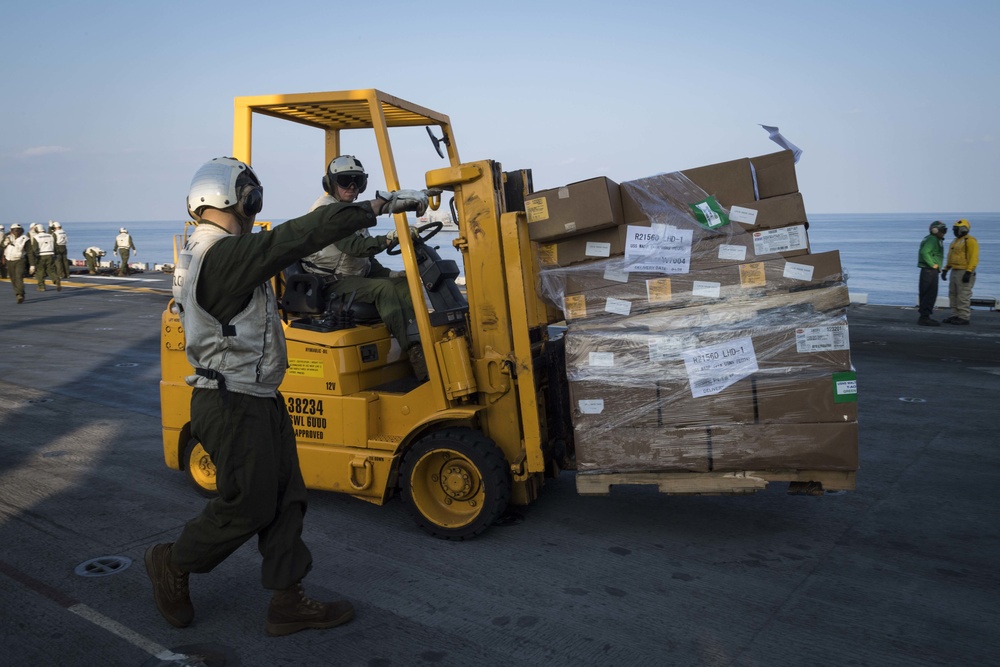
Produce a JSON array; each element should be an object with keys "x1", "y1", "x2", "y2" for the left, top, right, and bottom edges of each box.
[
  {"x1": 187, "y1": 156, "x2": 263, "y2": 218},
  {"x1": 120, "y1": 227, "x2": 128, "y2": 233},
  {"x1": 51, "y1": 221, "x2": 61, "y2": 229}
]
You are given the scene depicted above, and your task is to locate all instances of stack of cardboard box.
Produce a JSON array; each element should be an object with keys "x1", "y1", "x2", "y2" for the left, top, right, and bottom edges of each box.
[{"x1": 526, "y1": 151, "x2": 858, "y2": 474}]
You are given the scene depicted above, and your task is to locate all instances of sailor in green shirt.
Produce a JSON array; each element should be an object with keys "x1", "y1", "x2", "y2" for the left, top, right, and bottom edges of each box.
[
  {"x1": 145, "y1": 156, "x2": 436, "y2": 636},
  {"x1": 916, "y1": 220, "x2": 946, "y2": 326}
]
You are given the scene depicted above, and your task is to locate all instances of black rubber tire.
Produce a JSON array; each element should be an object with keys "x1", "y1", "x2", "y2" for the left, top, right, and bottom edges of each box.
[{"x1": 399, "y1": 427, "x2": 511, "y2": 540}]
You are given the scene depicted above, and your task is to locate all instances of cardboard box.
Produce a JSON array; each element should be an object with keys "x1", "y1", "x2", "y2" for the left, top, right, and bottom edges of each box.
[
  {"x1": 536, "y1": 225, "x2": 637, "y2": 268},
  {"x1": 682, "y1": 157, "x2": 758, "y2": 208},
  {"x1": 573, "y1": 425, "x2": 712, "y2": 472},
  {"x1": 729, "y1": 193, "x2": 808, "y2": 231},
  {"x1": 525, "y1": 177, "x2": 624, "y2": 242},
  {"x1": 569, "y1": 378, "x2": 756, "y2": 430},
  {"x1": 555, "y1": 250, "x2": 843, "y2": 323},
  {"x1": 755, "y1": 372, "x2": 858, "y2": 423},
  {"x1": 750, "y1": 151, "x2": 798, "y2": 199},
  {"x1": 707, "y1": 422, "x2": 858, "y2": 471}
]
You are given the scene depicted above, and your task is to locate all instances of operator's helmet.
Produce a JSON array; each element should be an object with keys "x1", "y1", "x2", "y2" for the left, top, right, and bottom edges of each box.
[
  {"x1": 10, "y1": 224, "x2": 22, "y2": 231},
  {"x1": 929, "y1": 221, "x2": 947, "y2": 235},
  {"x1": 953, "y1": 219, "x2": 970, "y2": 237},
  {"x1": 323, "y1": 155, "x2": 368, "y2": 196},
  {"x1": 187, "y1": 157, "x2": 263, "y2": 219}
]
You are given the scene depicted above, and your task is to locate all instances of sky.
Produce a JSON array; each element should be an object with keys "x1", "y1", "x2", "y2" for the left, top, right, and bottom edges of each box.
[{"x1": 1, "y1": 0, "x2": 997, "y2": 223}]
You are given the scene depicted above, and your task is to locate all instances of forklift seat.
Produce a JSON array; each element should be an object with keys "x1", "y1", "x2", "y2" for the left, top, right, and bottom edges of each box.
[{"x1": 280, "y1": 261, "x2": 381, "y2": 323}]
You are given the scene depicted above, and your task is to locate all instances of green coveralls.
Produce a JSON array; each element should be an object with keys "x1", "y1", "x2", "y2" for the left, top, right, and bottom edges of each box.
[
  {"x1": 170, "y1": 202, "x2": 377, "y2": 590},
  {"x1": 31, "y1": 238, "x2": 60, "y2": 290},
  {"x1": 0, "y1": 233, "x2": 8, "y2": 279},
  {"x1": 324, "y1": 235, "x2": 415, "y2": 351}
]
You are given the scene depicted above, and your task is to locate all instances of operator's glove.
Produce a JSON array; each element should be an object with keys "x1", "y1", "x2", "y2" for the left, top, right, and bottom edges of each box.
[
  {"x1": 941, "y1": 270, "x2": 948, "y2": 281},
  {"x1": 376, "y1": 188, "x2": 443, "y2": 217},
  {"x1": 962, "y1": 271, "x2": 972, "y2": 283}
]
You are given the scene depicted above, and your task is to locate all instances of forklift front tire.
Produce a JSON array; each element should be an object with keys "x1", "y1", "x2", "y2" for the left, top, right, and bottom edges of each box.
[{"x1": 184, "y1": 438, "x2": 218, "y2": 498}]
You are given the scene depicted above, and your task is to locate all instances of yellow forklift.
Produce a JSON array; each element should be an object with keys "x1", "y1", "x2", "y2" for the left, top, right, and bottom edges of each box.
[{"x1": 160, "y1": 89, "x2": 572, "y2": 539}]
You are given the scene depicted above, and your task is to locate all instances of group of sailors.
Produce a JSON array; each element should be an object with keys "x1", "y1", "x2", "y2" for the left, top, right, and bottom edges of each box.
[{"x1": 0, "y1": 223, "x2": 137, "y2": 304}]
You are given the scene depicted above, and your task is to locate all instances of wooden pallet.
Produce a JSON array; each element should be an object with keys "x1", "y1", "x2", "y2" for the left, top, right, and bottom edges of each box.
[{"x1": 575, "y1": 469, "x2": 856, "y2": 496}]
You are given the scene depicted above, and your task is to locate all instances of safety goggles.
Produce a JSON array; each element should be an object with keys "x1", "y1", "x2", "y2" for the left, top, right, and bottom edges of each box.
[{"x1": 335, "y1": 173, "x2": 367, "y2": 190}]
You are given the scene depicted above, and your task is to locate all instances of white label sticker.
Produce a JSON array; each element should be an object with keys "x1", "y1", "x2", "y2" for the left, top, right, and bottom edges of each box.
[
  {"x1": 603, "y1": 268, "x2": 630, "y2": 283},
  {"x1": 589, "y1": 351, "x2": 615, "y2": 367},
  {"x1": 564, "y1": 221, "x2": 577, "y2": 233},
  {"x1": 604, "y1": 297, "x2": 632, "y2": 316},
  {"x1": 681, "y1": 336, "x2": 759, "y2": 398},
  {"x1": 730, "y1": 205, "x2": 759, "y2": 225},
  {"x1": 835, "y1": 379, "x2": 858, "y2": 396},
  {"x1": 783, "y1": 262, "x2": 815, "y2": 281},
  {"x1": 625, "y1": 224, "x2": 693, "y2": 274},
  {"x1": 585, "y1": 241, "x2": 612, "y2": 258},
  {"x1": 795, "y1": 325, "x2": 850, "y2": 352},
  {"x1": 692, "y1": 281, "x2": 722, "y2": 298},
  {"x1": 752, "y1": 225, "x2": 809, "y2": 254},
  {"x1": 718, "y1": 244, "x2": 747, "y2": 261},
  {"x1": 558, "y1": 187, "x2": 570, "y2": 199},
  {"x1": 578, "y1": 399, "x2": 605, "y2": 414}
]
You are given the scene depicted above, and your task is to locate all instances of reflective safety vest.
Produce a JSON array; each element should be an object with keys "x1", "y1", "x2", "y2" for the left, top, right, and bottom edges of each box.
[
  {"x1": 301, "y1": 194, "x2": 373, "y2": 278},
  {"x1": 4, "y1": 235, "x2": 29, "y2": 261},
  {"x1": 35, "y1": 232, "x2": 55, "y2": 255},
  {"x1": 54, "y1": 229, "x2": 68, "y2": 246},
  {"x1": 116, "y1": 233, "x2": 131, "y2": 250},
  {"x1": 172, "y1": 224, "x2": 287, "y2": 397}
]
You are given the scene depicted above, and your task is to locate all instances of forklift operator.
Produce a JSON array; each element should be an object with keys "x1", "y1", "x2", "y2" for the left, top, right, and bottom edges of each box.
[{"x1": 301, "y1": 155, "x2": 428, "y2": 380}]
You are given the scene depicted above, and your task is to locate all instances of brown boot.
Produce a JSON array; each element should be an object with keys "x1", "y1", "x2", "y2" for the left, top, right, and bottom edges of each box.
[
  {"x1": 407, "y1": 344, "x2": 429, "y2": 382},
  {"x1": 265, "y1": 582, "x2": 354, "y2": 637},
  {"x1": 144, "y1": 543, "x2": 193, "y2": 628}
]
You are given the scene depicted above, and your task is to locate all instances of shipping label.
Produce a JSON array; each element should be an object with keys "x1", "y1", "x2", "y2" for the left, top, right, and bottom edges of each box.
[
  {"x1": 752, "y1": 224, "x2": 808, "y2": 254},
  {"x1": 739, "y1": 262, "x2": 766, "y2": 287},
  {"x1": 691, "y1": 281, "x2": 721, "y2": 299},
  {"x1": 718, "y1": 244, "x2": 747, "y2": 261},
  {"x1": 681, "y1": 336, "x2": 759, "y2": 398},
  {"x1": 603, "y1": 267, "x2": 629, "y2": 283},
  {"x1": 604, "y1": 297, "x2": 632, "y2": 316},
  {"x1": 833, "y1": 371, "x2": 858, "y2": 403},
  {"x1": 564, "y1": 221, "x2": 577, "y2": 233},
  {"x1": 783, "y1": 261, "x2": 815, "y2": 281},
  {"x1": 625, "y1": 224, "x2": 693, "y2": 274},
  {"x1": 730, "y1": 205, "x2": 759, "y2": 225},
  {"x1": 585, "y1": 241, "x2": 612, "y2": 258},
  {"x1": 646, "y1": 277, "x2": 672, "y2": 304},
  {"x1": 589, "y1": 352, "x2": 615, "y2": 367},
  {"x1": 578, "y1": 399, "x2": 605, "y2": 415},
  {"x1": 525, "y1": 197, "x2": 549, "y2": 223},
  {"x1": 795, "y1": 325, "x2": 850, "y2": 352},
  {"x1": 563, "y1": 294, "x2": 587, "y2": 320}
]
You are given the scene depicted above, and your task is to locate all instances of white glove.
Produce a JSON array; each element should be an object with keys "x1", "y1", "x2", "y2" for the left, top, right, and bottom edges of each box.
[
  {"x1": 376, "y1": 189, "x2": 442, "y2": 217},
  {"x1": 385, "y1": 229, "x2": 399, "y2": 244},
  {"x1": 30, "y1": 266, "x2": 36, "y2": 274}
]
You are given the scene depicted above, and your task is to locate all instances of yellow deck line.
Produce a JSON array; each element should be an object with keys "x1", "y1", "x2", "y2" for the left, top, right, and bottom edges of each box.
[{"x1": 1, "y1": 277, "x2": 171, "y2": 295}]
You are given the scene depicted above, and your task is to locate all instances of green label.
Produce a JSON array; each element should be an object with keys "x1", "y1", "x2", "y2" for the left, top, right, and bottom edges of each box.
[
  {"x1": 689, "y1": 196, "x2": 730, "y2": 230},
  {"x1": 833, "y1": 371, "x2": 858, "y2": 403}
]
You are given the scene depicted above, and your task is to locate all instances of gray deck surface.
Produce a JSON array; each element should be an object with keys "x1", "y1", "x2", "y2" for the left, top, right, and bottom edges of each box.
[{"x1": 0, "y1": 271, "x2": 997, "y2": 666}]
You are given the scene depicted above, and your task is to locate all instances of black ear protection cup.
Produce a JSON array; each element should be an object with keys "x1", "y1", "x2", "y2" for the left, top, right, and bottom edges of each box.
[
  {"x1": 322, "y1": 174, "x2": 332, "y2": 194},
  {"x1": 236, "y1": 183, "x2": 263, "y2": 218}
]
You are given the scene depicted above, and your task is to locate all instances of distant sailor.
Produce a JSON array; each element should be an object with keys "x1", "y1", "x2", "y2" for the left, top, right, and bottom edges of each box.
[
  {"x1": 0, "y1": 224, "x2": 8, "y2": 279},
  {"x1": 942, "y1": 219, "x2": 979, "y2": 325},
  {"x1": 51, "y1": 221, "x2": 69, "y2": 278},
  {"x1": 30, "y1": 223, "x2": 60, "y2": 292},
  {"x1": 84, "y1": 246, "x2": 106, "y2": 274},
  {"x1": 3, "y1": 224, "x2": 29, "y2": 303},
  {"x1": 114, "y1": 227, "x2": 137, "y2": 276},
  {"x1": 916, "y1": 221, "x2": 947, "y2": 326}
]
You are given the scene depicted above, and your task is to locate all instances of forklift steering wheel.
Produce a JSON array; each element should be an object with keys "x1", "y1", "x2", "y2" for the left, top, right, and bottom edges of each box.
[{"x1": 385, "y1": 220, "x2": 444, "y2": 256}]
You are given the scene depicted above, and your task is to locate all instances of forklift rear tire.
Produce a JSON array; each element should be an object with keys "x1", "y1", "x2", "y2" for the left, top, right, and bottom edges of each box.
[
  {"x1": 400, "y1": 427, "x2": 511, "y2": 540},
  {"x1": 184, "y1": 438, "x2": 218, "y2": 498}
]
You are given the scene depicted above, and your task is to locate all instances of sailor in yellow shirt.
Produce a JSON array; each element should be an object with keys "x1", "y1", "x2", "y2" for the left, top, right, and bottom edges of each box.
[{"x1": 941, "y1": 219, "x2": 979, "y2": 325}]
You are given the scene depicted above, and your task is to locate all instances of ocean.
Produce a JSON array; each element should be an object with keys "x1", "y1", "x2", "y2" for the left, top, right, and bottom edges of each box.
[{"x1": 54, "y1": 213, "x2": 999, "y2": 308}]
